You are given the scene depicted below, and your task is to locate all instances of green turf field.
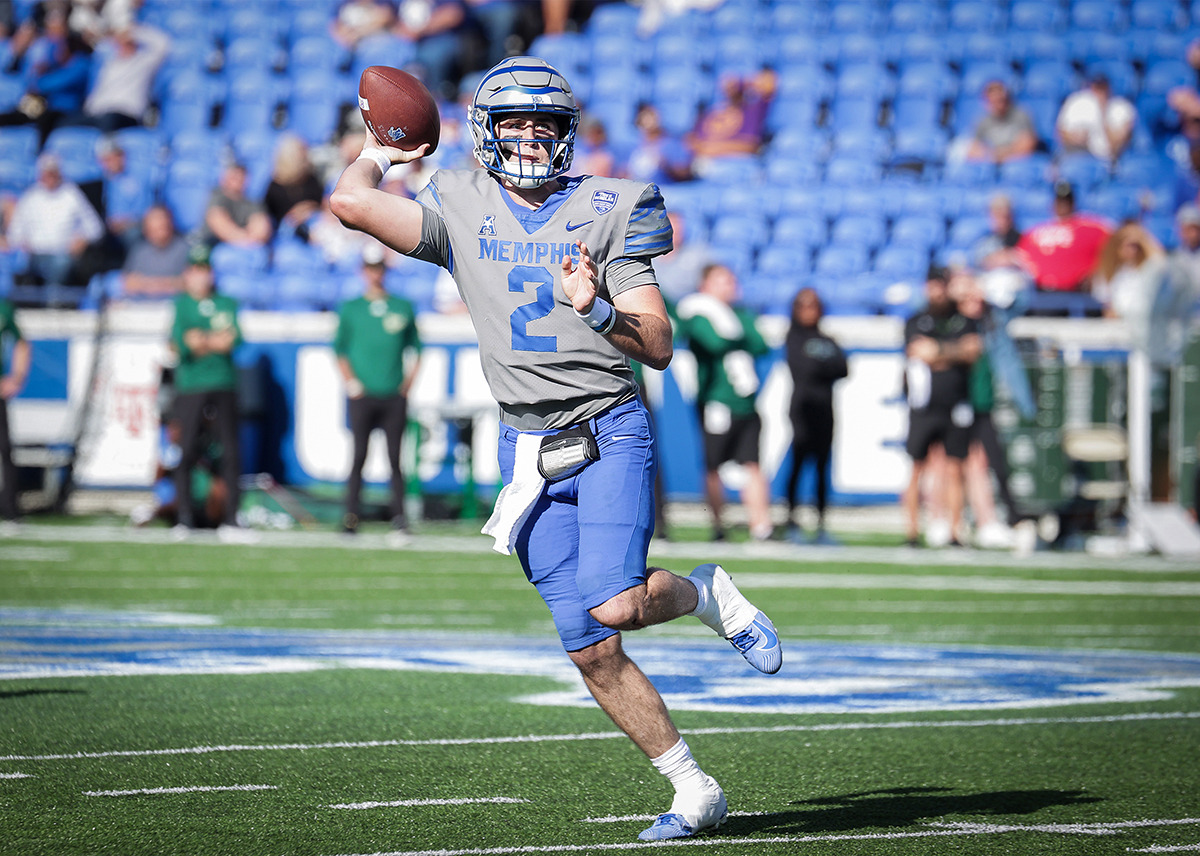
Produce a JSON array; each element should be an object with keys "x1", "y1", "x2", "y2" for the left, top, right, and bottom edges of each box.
[{"x1": 2, "y1": 522, "x2": 1200, "y2": 855}]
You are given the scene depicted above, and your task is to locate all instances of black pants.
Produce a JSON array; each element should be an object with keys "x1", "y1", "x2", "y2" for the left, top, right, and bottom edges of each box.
[
  {"x1": 972, "y1": 410, "x2": 1019, "y2": 524},
  {"x1": 173, "y1": 389, "x2": 241, "y2": 528},
  {"x1": 345, "y1": 394, "x2": 408, "y2": 522},
  {"x1": 786, "y1": 409, "x2": 833, "y2": 523},
  {"x1": 0, "y1": 400, "x2": 17, "y2": 521}
]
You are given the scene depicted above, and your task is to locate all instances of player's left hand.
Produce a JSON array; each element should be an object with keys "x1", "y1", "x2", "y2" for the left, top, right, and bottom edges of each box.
[{"x1": 562, "y1": 240, "x2": 598, "y2": 313}]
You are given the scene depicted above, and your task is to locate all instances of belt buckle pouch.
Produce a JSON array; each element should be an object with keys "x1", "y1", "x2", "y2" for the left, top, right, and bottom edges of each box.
[{"x1": 537, "y1": 423, "x2": 600, "y2": 482}]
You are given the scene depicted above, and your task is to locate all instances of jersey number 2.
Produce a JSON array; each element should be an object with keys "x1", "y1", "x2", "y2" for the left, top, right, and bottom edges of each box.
[{"x1": 509, "y1": 266, "x2": 557, "y2": 353}]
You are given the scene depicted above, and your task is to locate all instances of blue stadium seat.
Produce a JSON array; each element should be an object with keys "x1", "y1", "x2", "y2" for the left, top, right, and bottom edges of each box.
[
  {"x1": 1130, "y1": 0, "x2": 1189, "y2": 30},
  {"x1": 776, "y1": 32, "x2": 822, "y2": 69},
  {"x1": 1010, "y1": 0, "x2": 1067, "y2": 33},
  {"x1": 1057, "y1": 152, "x2": 1113, "y2": 191},
  {"x1": 892, "y1": 126, "x2": 950, "y2": 165},
  {"x1": 828, "y1": 2, "x2": 883, "y2": 33},
  {"x1": 887, "y1": 31, "x2": 953, "y2": 66},
  {"x1": 274, "y1": 272, "x2": 331, "y2": 311},
  {"x1": 755, "y1": 244, "x2": 809, "y2": 277},
  {"x1": 1115, "y1": 152, "x2": 1175, "y2": 188},
  {"x1": 765, "y1": 94, "x2": 822, "y2": 134},
  {"x1": 1014, "y1": 29, "x2": 1072, "y2": 64},
  {"x1": 0, "y1": 73, "x2": 24, "y2": 112},
  {"x1": 836, "y1": 61, "x2": 895, "y2": 102},
  {"x1": 221, "y1": 71, "x2": 287, "y2": 135},
  {"x1": 158, "y1": 69, "x2": 222, "y2": 136},
  {"x1": 874, "y1": 244, "x2": 930, "y2": 281},
  {"x1": 829, "y1": 214, "x2": 887, "y2": 252},
  {"x1": 824, "y1": 155, "x2": 882, "y2": 185},
  {"x1": 710, "y1": 213, "x2": 771, "y2": 252},
  {"x1": 1143, "y1": 59, "x2": 1194, "y2": 96},
  {"x1": 948, "y1": 1, "x2": 1007, "y2": 32},
  {"x1": 0, "y1": 125, "x2": 39, "y2": 164},
  {"x1": 211, "y1": 244, "x2": 270, "y2": 282},
  {"x1": 890, "y1": 1, "x2": 948, "y2": 33},
  {"x1": 230, "y1": 128, "x2": 279, "y2": 199},
  {"x1": 1021, "y1": 59, "x2": 1077, "y2": 101},
  {"x1": 1071, "y1": 1, "x2": 1129, "y2": 32},
  {"x1": 43, "y1": 126, "x2": 105, "y2": 183},
  {"x1": 814, "y1": 244, "x2": 870, "y2": 278},
  {"x1": 225, "y1": 6, "x2": 282, "y2": 43},
  {"x1": 945, "y1": 215, "x2": 992, "y2": 251},
  {"x1": 890, "y1": 215, "x2": 946, "y2": 252},
  {"x1": 287, "y1": 3, "x2": 337, "y2": 42},
  {"x1": 775, "y1": 63, "x2": 835, "y2": 102},
  {"x1": 350, "y1": 32, "x2": 418, "y2": 83},
  {"x1": 998, "y1": 153, "x2": 1053, "y2": 187},
  {"x1": 1084, "y1": 60, "x2": 1140, "y2": 99},
  {"x1": 771, "y1": 214, "x2": 827, "y2": 248},
  {"x1": 831, "y1": 127, "x2": 892, "y2": 161},
  {"x1": 289, "y1": 35, "x2": 350, "y2": 75},
  {"x1": 0, "y1": 160, "x2": 32, "y2": 196},
  {"x1": 1084, "y1": 184, "x2": 1142, "y2": 221},
  {"x1": 827, "y1": 97, "x2": 881, "y2": 132},
  {"x1": 287, "y1": 70, "x2": 348, "y2": 146},
  {"x1": 828, "y1": 32, "x2": 883, "y2": 66},
  {"x1": 960, "y1": 58, "x2": 1015, "y2": 98},
  {"x1": 711, "y1": 32, "x2": 765, "y2": 79},
  {"x1": 162, "y1": 162, "x2": 216, "y2": 234},
  {"x1": 586, "y1": 1, "x2": 640, "y2": 40},
  {"x1": 770, "y1": 2, "x2": 828, "y2": 32},
  {"x1": 837, "y1": 185, "x2": 886, "y2": 217},
  {"x1": 896, "y1": 62, "x2": 957, "y2": 101}
]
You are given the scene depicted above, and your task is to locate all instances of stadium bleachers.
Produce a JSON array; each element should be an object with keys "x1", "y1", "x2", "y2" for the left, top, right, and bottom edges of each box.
[{"x1": 0, "y1": 0, "x2": 1193, "y2": 314}]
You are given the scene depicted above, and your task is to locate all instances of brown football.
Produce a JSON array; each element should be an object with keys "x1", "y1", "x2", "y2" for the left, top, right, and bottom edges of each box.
[{"x1": 358, "y1": 65, "x2": 440, "y2": 154}]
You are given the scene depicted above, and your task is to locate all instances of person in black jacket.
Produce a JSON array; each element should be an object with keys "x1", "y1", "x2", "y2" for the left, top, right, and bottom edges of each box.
[{"x1": 784, "y1": 287, "x2": 848, "y2": 544}]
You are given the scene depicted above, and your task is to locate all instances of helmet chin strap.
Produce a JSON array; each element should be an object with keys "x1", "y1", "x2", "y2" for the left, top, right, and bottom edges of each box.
[{"x1": 499, "y1": 147, "x2": 554, "y2": 189}]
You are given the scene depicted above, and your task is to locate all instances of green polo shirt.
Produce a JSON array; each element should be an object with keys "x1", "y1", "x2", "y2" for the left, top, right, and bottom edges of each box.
[
  {"x1": 170, "y1": 292, "x2": 242, "y2": 393},
  {"x1": 333, "y1": 294, "x2": 421, "y2": 397},
  {"x1": 0, "y1": 299, "x2": 22, "y2": 376}
]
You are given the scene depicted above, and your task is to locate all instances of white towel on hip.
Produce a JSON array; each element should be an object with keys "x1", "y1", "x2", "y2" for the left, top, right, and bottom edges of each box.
[{"x1": 481, "y1": 432, "x2": 545, "y2": 556}]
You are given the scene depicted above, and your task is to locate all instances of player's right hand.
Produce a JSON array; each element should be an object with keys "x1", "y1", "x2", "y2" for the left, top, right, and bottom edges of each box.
[{"x1": 363, "y1": 131, "x2": 430, "y2": 165}]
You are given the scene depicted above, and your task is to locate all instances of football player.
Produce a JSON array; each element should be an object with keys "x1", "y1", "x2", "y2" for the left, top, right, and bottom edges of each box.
[{"x1": 331, "y1": 57, "x2": 782, "y2": 841}]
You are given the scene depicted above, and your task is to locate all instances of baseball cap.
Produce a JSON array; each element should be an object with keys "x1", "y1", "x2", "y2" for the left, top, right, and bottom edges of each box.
[
  {"x1": 186, "y1": 244, "x2": 212, "y2": 267},
  {"x1": 1178, "y1": 203, "x2": 1200, "y2": 227},
  {"x1": 362, "y1": 243, "x2": 386, "y2": 266},
  {"x1": 1053, "y1": 179, "x2": 1075, "y2": 201}
]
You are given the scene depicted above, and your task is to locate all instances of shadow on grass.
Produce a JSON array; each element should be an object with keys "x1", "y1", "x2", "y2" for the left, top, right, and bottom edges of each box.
[
  {"x1": 727, "y1": 786, "x2": 1104, "y2": 836},
  {"x1": 0, "y1": 688, "x2": 88, "y2": 700}
]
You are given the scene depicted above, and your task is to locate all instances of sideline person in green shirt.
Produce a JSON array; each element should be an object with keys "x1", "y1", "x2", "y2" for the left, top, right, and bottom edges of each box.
[
  {"x1": 0, "y1": 298, "x2": 31, "y2": 526},
  {"x1": 333, "y1": 243, "x2": 422, "y2": 535},
  {"x1": 168, "y1": 244, "x2": 246, "y2": 535},
  {"x1": 675, "y1": 263, "x2": 774, "y2": 542}
]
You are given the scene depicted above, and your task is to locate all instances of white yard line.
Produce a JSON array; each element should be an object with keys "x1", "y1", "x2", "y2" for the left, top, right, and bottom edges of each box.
[
  {"x1": 4, "y1": 711, "x2": 1197, "y2": 763},
  {"x1": 83, "y1": 784, "x2": 278, "y2": 797},
  {"x1": 322, "y1": 817, "x2": 1200, "y2": 856},
  {"x1": 0, "y1": 772, "x2": 32, "y2": 779},
  {"x1": 326, "y1": 797, "x2": 529, "y2": 810}
]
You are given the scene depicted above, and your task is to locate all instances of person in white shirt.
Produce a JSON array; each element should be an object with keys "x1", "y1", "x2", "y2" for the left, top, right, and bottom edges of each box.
[
  {"x1": 79, "y1": 20, "x2": 171, "y2": 132},
  {"x1": 5, "y1": 153, "x2": 105, "y2": 289},
  {"x1": 1056, "y1": 74, "x2": 1137, "y2": 163}
]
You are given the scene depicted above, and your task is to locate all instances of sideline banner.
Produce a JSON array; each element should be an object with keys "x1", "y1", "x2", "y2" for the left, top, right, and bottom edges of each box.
[{"x1": 9, "y1": 308, "x2": 1132, "y2": 505}]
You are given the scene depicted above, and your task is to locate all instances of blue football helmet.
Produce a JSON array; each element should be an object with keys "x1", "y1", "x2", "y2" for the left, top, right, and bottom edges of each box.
[{"x1": 468, "y1": 56, "x2": 579, "y2": 189}]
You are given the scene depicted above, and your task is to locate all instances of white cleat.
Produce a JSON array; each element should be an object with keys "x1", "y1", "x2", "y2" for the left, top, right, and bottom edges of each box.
[
  {"x1": 639, "y1": 775, "x2": 728, "y2": 841},
  {"x1": 690, "y1": 563, "x2": 782, "y2": 675}
]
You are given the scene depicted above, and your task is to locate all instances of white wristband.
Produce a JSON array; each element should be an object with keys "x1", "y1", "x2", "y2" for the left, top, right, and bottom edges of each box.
[
  {"x1": 356, "y1": 148, "x2": 392, "y2": 176},
  {"x1": 575, "y1": 298, "x2": 617, "y2": 335}
]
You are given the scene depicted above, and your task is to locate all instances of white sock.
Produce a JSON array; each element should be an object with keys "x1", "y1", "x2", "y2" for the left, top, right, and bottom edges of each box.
[
  {"x1": 687, "y1": 575, "x2": 711, "y2": 620},
  {"x1": 649, "y1": 738, "x2": 709, "y2": 794}
]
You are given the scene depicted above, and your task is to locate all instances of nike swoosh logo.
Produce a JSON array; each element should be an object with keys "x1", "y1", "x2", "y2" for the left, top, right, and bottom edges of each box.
[
  {"x1": 565, "y1": 220, "x2": 593, "y2": 232},
  {"x1": 752, "y1": 618, "x2": 780, "y2": 652}
]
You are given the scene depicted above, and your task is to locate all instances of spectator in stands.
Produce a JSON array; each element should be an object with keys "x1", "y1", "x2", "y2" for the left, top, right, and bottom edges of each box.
[
  {"x1": 465, "y1": 0, "x2": 523, "y2": 69},
  {"x1": 334, "y1": 242, "x2": 423, "y2": 538},
  {"x1": 74, "y1": 18, "x2": 169, "y2": 133},
  {"x1": 569, "y1": 116, "x2": 617, "y2": 178},
  {"x1": 308, "y1": 196, "x2": 370, "y2": 269},
  {"x1": 393, "y1": 0, "x2": 468, "y2": 102},
  {"x1": 169, "y1": 243, "x2": 249, "y2": 539},
  {"x1": 195, "y1": 160, "x2": 273, "y2": 250},
  {"x1": 1170, "y1": 203, "x2": 1200, "y2": 307},
  {"x1": 4, "y1": 152, "x2": 104, "y2": 290},
  {"x1": 1172, "y1": 141, "x2": 1200, "y2": 211},
  {"x1": 973, "y1": 193, "x2": 1022, "y2": 270},
  {"x1": 964, "y1": 80, "x2": 1038, "y2": 165},
  {"x1": 331, "y1": 0, "x2": 395, "y2": 48},
  {"x1": 1056, "y1": 74, "x2": 1137, "y2": 165},
  {"x1": 654, "y1": 210, "x2": 715, "y2": 305},
  {"x1": 623, "y1": 102, "x2": 693, "y2": 186},
  {"x1": 685, "y1": 68, "x2": 776, "y2": 178},
  {"x1": 0, "y1": 2, "x2": 93, "y2": 147},
  {"x1": 902, "y1": 265, "x2": 981, "y2": 549},
  {"x1": 121, "y1": 204, "x2": 188, "y2": 299},
  {"x1": 0, "y1": 294, "x2": 30, "y2": 529},
  {"x1": 1017, "y1": 180, "x2": 1111, "y2": 294},
  {"x1": 783, "y1": 287, "x2": 847, "y2": 546},
  {"x1": 1092, "y1": 222, "x2": 1169, "y2": 351},
  {"x1": 676, "y1": 263, "x2": 774, "y2": 542},
  {"x1": 264, "y1": 134, "x2": 324, "y2": 241}
]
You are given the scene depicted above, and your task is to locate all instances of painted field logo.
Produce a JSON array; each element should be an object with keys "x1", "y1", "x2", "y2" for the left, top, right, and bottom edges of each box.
[{"x1": 4, "y1": 612, "x2": 1200, "y2": 715}]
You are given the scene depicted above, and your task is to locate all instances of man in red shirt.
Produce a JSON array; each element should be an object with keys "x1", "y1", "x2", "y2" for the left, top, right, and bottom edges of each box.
[{"x1": 1017, "y1": 180, "x2": 1112, "y2": 292}]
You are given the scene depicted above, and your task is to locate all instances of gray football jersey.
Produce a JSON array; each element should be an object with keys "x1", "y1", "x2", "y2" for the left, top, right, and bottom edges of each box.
[{"x1": 411, "y1": 169, "x2": 673, "y2": 430}]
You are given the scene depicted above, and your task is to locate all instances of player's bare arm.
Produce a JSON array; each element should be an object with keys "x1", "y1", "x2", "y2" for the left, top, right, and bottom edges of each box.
[
  {"x1": 563, "y1": 241, "x2": 672, "y2": 371},
  {"x1": 329, "y1": 133, "x2": 431, "y2": 253}
]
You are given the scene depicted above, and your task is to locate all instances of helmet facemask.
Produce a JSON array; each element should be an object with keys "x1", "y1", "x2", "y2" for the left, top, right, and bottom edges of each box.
[{"x1": 469, "y1": 57, "x2": 579, "y2": 189}]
